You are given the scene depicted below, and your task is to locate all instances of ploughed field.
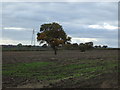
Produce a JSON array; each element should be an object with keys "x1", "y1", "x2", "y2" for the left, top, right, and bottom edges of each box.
[{"x1": 2, "y1": 50, "x2": 118, "y2": 88}]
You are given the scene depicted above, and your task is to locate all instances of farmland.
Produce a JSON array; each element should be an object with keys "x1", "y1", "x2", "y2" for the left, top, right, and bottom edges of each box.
[{"x1": 2, "y1": 49, "x2": 118, "y2": 88}]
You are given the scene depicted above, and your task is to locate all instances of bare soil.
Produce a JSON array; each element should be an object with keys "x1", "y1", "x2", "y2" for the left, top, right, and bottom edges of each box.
[
  {"x1": 2, "y1": 50, "x2": 119, "y2": 89},
  {"x1": 2, "y1": 50, "x2": 118, "y2": 64}
]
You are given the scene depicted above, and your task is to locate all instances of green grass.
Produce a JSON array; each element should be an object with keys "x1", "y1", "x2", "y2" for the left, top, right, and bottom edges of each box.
[
  {"x1": 3, "y1": 60, "x2": 118, "y2": 81},
  {"x1": 3, "y1": 62, "x2": 54, "y2": 77}
]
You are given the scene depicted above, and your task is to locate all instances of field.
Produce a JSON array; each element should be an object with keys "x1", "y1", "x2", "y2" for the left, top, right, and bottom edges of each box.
[{"x1": 2, "y1": 50, "x2": 118, "y2": 88}]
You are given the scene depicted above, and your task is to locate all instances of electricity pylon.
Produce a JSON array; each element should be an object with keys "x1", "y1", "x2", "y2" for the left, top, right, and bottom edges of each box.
[{"x1": 31, "y1": 29, "x2": 35, "y2": 46}]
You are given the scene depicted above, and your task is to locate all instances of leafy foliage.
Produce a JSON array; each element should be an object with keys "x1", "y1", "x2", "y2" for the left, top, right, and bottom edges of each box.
[
  {"x1": 37, "y1": 22, "x2": 71, "y2": 55},
  {"x1": 79, "y1": 42, "x2": 93, "y2": 52},
  {"x1": 17, "y1": 43, "x2": 22, "y2": 47}
]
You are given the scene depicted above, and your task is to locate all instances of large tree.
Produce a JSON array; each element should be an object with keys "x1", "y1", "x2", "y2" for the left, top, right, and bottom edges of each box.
[{"x1": 37, "y1": 22, "x2": 71, "y2": 55}]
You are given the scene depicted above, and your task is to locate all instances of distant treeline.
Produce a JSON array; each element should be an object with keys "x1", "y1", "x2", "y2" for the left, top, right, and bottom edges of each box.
[
  {"x1": 1, "y1": 42, "x2": 119, "y2": 51},
  {"x1": 62, "y1": 42, "x2": 119, "y2": 51},
  {"x1": 2, "y1": 45, "x2": 52, "y2": 51}
]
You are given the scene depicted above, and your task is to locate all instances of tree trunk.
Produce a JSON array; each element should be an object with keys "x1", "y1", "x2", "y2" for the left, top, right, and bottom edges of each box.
[
  {"x1": 51, "y1": 45, "x2": 57, "y2": 55},
  {"x1": 54, "y1": 49, "x2": 57, "y2": 55},
  {"x1": 53, "y1": 46, "x2": 57, "y2": 55}
]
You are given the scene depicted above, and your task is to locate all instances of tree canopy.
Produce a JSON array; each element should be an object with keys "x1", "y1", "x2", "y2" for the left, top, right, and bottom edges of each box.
[{"x1": 37, "y1": 22, "x2": 71, "y2": 55}]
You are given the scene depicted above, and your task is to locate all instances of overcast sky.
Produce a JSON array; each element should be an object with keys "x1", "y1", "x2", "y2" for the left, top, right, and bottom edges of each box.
[{"x1": 1, "y1": 2, "x2": 118, "y2": 47}]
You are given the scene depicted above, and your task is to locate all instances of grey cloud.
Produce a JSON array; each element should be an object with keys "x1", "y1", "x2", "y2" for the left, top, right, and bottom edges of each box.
[
  {"x1": 64, "y1": 25, "x2": 118, "y2": 39},
  {"x1": 3, "y1": 29, "x2": 32, "y2": 40},
  {"x1": 2, "y1": 2, "x2": 118, "y2": 47},
  {"x1": 3, "y1": 2, "x2": 117, "y2": 25}
]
